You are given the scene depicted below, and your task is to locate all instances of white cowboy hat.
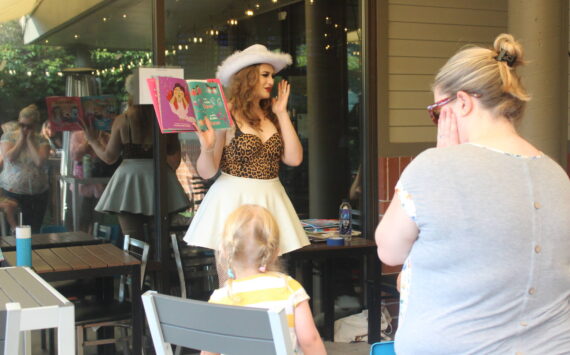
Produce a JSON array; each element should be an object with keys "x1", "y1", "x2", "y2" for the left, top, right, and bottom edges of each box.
[{"x1": 216, "y1": 44, "x2": 292, "y2": 86}]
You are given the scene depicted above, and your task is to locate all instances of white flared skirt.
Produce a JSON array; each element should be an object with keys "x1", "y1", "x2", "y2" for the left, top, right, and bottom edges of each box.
[
  {"x1": 183, "y1": 173, "x2": 309, "y2": 255},
  {"x1": 95, "y1": 159, "x2": 190, "y2": 216}
]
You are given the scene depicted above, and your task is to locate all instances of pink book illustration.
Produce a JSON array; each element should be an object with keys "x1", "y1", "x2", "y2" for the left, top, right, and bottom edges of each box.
[
  {"x1": 45, "y1": 96, "x2": 84, "y2": 132},
  {"x1": 155, "y1": 76, "x2": 197, "y2": 132},
  {"x1": 146, "y1": 78, "x2": 162, "y2": 125}
]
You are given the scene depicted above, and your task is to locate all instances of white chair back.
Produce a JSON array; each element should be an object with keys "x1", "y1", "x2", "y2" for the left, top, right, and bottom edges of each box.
[{"x1": 142, "y1": 290, "x2": 293, "y2": 355}]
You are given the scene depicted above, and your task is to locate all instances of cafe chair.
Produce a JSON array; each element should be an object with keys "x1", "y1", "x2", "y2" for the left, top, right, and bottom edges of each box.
[
  {"x1": 142, "y1": 290, "x2": 293, "y2": 355},
  {"x1": 74, "y1": 235, "x2": 150, "y2": 355},
  {"x1": 190, "y1": 176, "x2": 208, "y2": 211},
  {"x1": 92, "y1": 222, "x2": 113, "y2": 242},
  {"x1": 1, "y1": 303, "x2": 21, "y2": 355},
  {"x1": 370, "y1": 341, "x2": 395, "y2": 355},
  {"x1": 39, "y1": 224, "x2": 67, "y2": 234},
  {"x1": 169, "y1": 233, "x2": 187, "y2": 355},
  {"x1": 170, "y1": 233, "x2": 187, "y2": 299}
]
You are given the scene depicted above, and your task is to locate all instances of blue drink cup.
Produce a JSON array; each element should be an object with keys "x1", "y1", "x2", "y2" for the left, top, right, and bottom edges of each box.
[{"x1": 16, "y1": 226, "x2": 32, "y2": 267}]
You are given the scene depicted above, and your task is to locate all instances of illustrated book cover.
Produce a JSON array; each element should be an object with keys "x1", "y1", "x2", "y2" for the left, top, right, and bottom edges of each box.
[
  {"x1": 81, "y1": 95, "x2": 118, "y2": 131},
  {"x1": 46, "y1": 96, "x2": 118, "y2": 132},
  {"x1": 45, "y1": 96, "x2": 84, "y2": 132},
  {"x1": 147, "y1": 76, "x2": 232, "y2": 133}
]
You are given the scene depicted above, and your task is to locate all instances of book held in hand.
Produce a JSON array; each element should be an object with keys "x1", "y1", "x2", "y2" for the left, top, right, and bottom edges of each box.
[
  {"x1": 45, "y1": 96, "x2": 84, "y2": 131},
  {"x1": 147, "y1": 76, "x2": 233, "y2": 133},
  {"x1": 81, "y1": 95, "x2": 118, "y2": 131},
  {"x1": 46, "y1": 95, "x2": 118, "y2": 132},
  {"x1": 152, "y1": 76, "x2": 197, "y2": 133}
]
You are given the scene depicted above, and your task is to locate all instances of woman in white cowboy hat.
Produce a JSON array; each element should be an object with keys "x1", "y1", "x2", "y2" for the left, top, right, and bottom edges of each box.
[{"x1": 183, "y1": 44, "x2": 310, "y2": 285}]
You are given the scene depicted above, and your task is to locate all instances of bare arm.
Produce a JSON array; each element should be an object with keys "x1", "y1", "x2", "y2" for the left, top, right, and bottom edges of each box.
[
  {"x1": 2, "y1": 133, "x2": 26, "y2": 163},
  {"x1": 375, "y1": 194, "x2": 419, "y2": 266},
  {"x1": 273, "y1": 80, "x2": 303, "y2": 166},
  {"x1": 83, "y1": 116, "x2": 123, "y2": 165},
  {"x1": 294, "y1": 300, "x2": 326, "y2": 355},
  {"x1": 195, "y1": 118, "x2": 226, "y2": 179},
  {"x1": 70, "y1": 132, "x2": 91, "y2": 161}
]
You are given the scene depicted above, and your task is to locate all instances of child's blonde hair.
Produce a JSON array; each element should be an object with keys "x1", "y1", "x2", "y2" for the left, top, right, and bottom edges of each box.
[{"x1": 220, "y1": 204, "x2": 281, "y2": 277}]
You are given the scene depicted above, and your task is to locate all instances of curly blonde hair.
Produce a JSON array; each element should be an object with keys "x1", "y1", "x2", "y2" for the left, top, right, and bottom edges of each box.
[
  {"x1": 433, "y1": 33, "x2": 530, "y2": 121},
  {"x1": 227, "y1": 64, "x2": 279, "y2": 131},
  {"x1": 220, "y1": 204, "x2": 281, "y2": 276}
]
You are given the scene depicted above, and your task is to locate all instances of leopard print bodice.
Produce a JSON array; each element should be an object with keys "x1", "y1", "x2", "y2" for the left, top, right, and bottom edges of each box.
[{"x1": 220, "y1": 126, "x2": 283, "y2": 179}]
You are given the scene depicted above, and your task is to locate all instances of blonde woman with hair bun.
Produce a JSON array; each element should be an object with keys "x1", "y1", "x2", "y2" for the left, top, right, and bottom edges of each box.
[
  {"x1": 204, "y1": 204, "x2": 326, "y2": 355},
  {"x1": 376, "y1": 33, "x2": 570, "y2": 353}
]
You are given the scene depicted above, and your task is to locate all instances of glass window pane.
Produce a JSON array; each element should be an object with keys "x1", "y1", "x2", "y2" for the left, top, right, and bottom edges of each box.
[{"x1": 166, "y1": 0, "x2": 363, "y2": 220}]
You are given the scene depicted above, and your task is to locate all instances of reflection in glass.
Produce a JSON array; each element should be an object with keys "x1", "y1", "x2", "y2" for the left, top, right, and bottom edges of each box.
[{"x1": 167, "y1": 0, "x2": 363, "y2": 221}]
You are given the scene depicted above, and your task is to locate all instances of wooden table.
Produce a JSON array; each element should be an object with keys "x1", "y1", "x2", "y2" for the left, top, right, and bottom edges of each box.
[
  {"x1": 286, "y1": 237, "x2": 381, "y2": 343},
  {"x1": 0, "y1": 231, "x2": 102, "y2": 251},
  {"x1": 4, "y1": 244, "x2": 143, "y2": 354},
  {"x1": 0, "y1": 267, "x2": 75, "y2": 354},
  {"x1": 59, "y1": 176, "x2": 110, "y2": 231}
]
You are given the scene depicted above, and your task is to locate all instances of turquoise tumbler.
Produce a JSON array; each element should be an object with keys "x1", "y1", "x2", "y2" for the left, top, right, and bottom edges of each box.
[{"x1": 16, "y1": 226, "x2": 32, "y2": 267}]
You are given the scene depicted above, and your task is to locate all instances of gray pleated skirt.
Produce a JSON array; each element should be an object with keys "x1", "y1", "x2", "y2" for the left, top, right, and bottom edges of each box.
[{"x1": 95, "y1": 159, "x2": 190, "y2": 216}]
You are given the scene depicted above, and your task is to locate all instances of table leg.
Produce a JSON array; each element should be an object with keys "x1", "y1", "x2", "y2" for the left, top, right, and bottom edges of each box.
[
  {"x1": 72, "y1": 180, "x2": 79, "y2": 232},
  {"x1": 322, "y1": 260, "x2": 334, "y2": 341},
  {"x1": 131, "y1": 264, "x2": 142, "y2": 355},
  {"x1": 367, "y1": 253, "x2": 381, "y2": 343},
  {"x1": 301, "y1": 260, "x2": 313, "y2": 308},
  {"x1": 22, "y1": 330, "x2": 32, "y2": 355},
  {"x1": 57, "y1": 303, "x2": 75, "y2": 355}
]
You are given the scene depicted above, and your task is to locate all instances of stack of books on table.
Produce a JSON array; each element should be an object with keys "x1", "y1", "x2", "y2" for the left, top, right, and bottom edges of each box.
[
  {"x1": 300, "y1": 219, "x2": 339, "y2": 231},
  {"x1": 301, "y1": 219, "x2": 339, "y2": 242}
]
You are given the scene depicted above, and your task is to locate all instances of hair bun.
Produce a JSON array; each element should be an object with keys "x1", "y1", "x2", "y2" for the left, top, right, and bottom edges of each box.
[{"x1": 493, "y1": 33, "x2": 524, "y2": 68}]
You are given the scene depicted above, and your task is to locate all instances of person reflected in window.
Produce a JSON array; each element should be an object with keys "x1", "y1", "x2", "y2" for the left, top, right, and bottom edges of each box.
[
  {"x1": 69, "y1": 130, "x2": 111, "y2": 233},
  {"x1": 183, "y1": 44, "x2": 310, "y2": 287},
  {"x1": 41, "y1": 121, "x2": 62, "y2": 155},
  {"x1": 82, "y1": 75, "x2": 190, "y2": 243},
  {"x1": 376, "y1": 34, "x2": 570, "y2": 353},
  {"x1": 0, "y1": 104, "x2": 50, "y2": 232}
]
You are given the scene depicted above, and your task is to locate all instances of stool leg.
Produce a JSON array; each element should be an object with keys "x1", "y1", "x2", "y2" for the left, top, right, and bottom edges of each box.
[
  {"x1": 0, "y1": 211, "x2": 7, "y2": 237},
  {"x1": 76, "y1": 325, "x2": 84, "y2": 355},
  {"x1": 40, "y1": 329, "x2": 47, "y2": 350},
  {"x1": 49, "y1": 329, "x2": 55, "y2": 355}
]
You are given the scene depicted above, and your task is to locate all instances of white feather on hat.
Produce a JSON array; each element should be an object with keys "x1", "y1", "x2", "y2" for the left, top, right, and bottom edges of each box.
[{"x1": 216, "y1": 44, "x2": 292, "y2": 87}]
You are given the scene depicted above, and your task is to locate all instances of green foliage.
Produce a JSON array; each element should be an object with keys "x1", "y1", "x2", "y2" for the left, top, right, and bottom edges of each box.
[
  {"x1": 91, "y1": 49, "x2": 153, "y2": 102},
  {"x1": 0, "y1": 43, "x2": 74, "y2": 120},
  {"x1": 0, "y1": 20, "x2": 152, "y2": 123}
]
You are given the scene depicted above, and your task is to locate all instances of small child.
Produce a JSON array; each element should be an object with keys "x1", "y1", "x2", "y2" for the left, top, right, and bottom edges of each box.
[{"x1": 202, "y1": 204, "x2": 326, "y2": 355}]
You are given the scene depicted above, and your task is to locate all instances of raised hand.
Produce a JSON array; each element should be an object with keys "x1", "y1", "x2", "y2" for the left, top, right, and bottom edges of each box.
[
  {"x1": 194, "y1": 118, "x2": 216, "y2": 152},
  {"x1": 272, "y1": 80, "x2": 290, "y2": 115},
  {"x1": 78, "y1": 118, "x2": 97, "y2": 144},
  {"x1": 436, "y1": 106, "x2": 460, "y2": 148}
]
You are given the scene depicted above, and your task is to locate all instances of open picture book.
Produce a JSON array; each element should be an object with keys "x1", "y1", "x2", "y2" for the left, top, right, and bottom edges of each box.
[
  {"x1": 45, "y1": 95, "x2": 118, "y2": 132},
  {"x1": 146, "y1": 76, "x2": 233, "y2": 133}
]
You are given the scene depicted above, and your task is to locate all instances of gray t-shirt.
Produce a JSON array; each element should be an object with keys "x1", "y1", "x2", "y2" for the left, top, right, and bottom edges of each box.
[{"x1": 395, "y1": 143, "x2": 570, "y2": 355}]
